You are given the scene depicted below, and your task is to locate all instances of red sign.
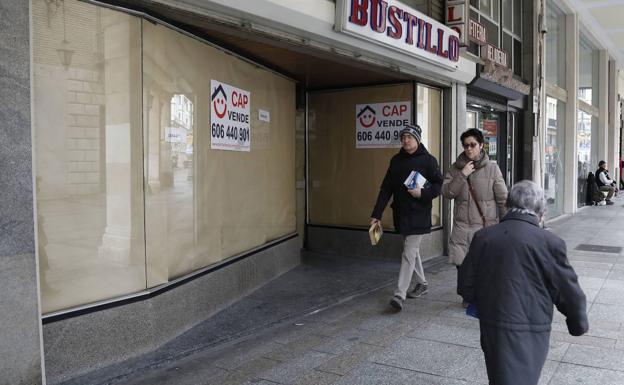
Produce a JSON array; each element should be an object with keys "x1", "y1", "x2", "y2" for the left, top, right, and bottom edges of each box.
[{"x1": 446, "y1": 0, "x2": 469, "y2": 46}]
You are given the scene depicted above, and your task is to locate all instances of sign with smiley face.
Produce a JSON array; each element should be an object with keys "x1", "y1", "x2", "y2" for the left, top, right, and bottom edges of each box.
[
  {"x1": 210, "y1": 80, "x2": 251, "y2": 152},
  {"x1": 355, "y1": 101, "x2": 411, "y2": 149}
]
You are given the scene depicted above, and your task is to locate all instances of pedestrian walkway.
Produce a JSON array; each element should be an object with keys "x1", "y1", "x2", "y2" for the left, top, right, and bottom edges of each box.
[{"x1": 84, "y1": 198, "x2": 624, "y2": 385}]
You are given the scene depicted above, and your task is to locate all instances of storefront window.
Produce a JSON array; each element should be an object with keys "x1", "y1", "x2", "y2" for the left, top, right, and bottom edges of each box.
[
  {"x1": 33, "y1": 0, "x2": 296, "y2": 313},
  {"x1": 545, "y1": 97, "x2": 566, "y2": 218},
  {"x1": 467, "y1": 110, "x2": 499, "y2": 163},
  {"x1": 579, "y1": 37, "x2": 599, "y2": 107},
  {"x1": 577, "y1": 111, "x2": 598, "y2": 207},
  {"x1": 308, "y1": 84, "x2": 443, "y2": 230},
  {"x1": 142, "y1": 21, "x2": 296, "y2": 284},
  {"x1": 33, "y1": 1, "x2": 145, "y2": 313},
  {"x1": 308, "y1": 85, "x2": 413, "y2": 230},
  {"x1": 546, "y1": 3, "x2": 566, "y2": 88},
  {"x1": 469, "y1": 0, "x2": 522, "y2": 77}
]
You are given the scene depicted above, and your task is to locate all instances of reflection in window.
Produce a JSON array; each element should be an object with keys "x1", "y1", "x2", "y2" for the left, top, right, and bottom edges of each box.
[
  {"x1": 33, "y1": 0, "x2": 145, "y2": 313},
  {"x1": 168, "y1": 94, "x2": 194, "y2": 181},
  {"x1": 546, "y1": 3, "x2": 566, "y2": 89},
  {"x1": 578, "y1": 37, "x2": 598, "y2": 106},
  {"x1": 544, "y1": 97, "x2": 565, "y2": 218},
  {"x1": 143, "y1": 21, "x2": 296, "y2": 284},
  {"x1": 577, "y1": 111, "x2": 598, "y2": 207}
]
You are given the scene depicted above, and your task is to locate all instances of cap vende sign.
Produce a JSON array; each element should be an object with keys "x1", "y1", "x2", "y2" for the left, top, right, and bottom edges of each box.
[
  {"x1": 355, "y1": 101, "x2": 411, "y2": 148},
  {"x1": 335, "y1": 0, "x2": 460, "y2": 70}
]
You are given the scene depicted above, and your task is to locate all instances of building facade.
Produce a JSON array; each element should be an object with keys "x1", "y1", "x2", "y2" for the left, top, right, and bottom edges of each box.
[{"x1": 0, "y1": 0, "x2": 622, "y2": 383}]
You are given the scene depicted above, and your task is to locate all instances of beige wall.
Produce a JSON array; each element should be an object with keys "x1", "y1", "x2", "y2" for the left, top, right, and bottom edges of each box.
[{"x1": 142, "y1": 22, "x2": 296, "y2": 283}]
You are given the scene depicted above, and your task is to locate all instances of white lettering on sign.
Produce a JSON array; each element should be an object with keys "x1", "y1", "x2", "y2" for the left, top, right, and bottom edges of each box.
[
  {"x1": 446, "y1": 0, "x2": 469, "y2": 46},
  {"x1": 210, "y1": 80, "x2": 251, "y2": 152},
  {"x1": 335, "y1": 0, "x2": 460, "y2": 70},
  {"x1": 355, "y1": 101, "x2": 411, "y2": 148},
  {"x1": 468, "y1": 19, "x2": 487, "y2": 45},
  {"x1": 481, "y1": 43, "x2": 508, "y2": 67}
]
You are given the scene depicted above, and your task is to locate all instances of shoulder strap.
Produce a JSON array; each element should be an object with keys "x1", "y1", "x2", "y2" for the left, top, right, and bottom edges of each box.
[{"x1": 467, "y1": 177, "x2": 486, "y2": 228}]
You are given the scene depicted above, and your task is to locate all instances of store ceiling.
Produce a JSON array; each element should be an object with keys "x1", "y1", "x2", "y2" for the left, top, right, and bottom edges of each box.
[
  {"x1": 570, "y1": 0, "x2": 624, "y2": 66},
  {"x1": 109, "y1": 0, "x2": 411, "y2": 90}
]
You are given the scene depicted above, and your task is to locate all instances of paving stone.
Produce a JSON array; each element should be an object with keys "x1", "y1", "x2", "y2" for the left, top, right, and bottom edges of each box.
[
  {"x1": 551, "y1": 321, "x2": 620, "y2": 340},
  {"x1": 371, "y1": 337, "x2": 476, "y2": 376},
  {"x1": 607, "y1": 269, "x2": 624, "y2": 280},
  {"x1": 550, "y1": 330, "x2": 615, "y2": 349},
  {"x1": 587, "y1": 303, "x2": 624, "y2": 324},
  {"x1": 594, "y1": 284, "x2": 624, "y2": 306},
  {"x1": 574, "y1": 268, "x2": 612, "y2": 279},
  {"x1": 236, "y1": 357, "x2": 283, "y2": 377},
  {"x1": 437, "y1": 303, "x2": 474, "y2": 320},
  {"x1": 548, "y1": 362, "x2": 624, "y2": 385},
  {"x1": 122, "y1": 362, "x2": 227, "y2": 385},
  {"x1": 571, "y1": 261, "x2": 614, "y2": 270},
  {"x1": 258, "y1": 350, "x2": 331, "y2": 384},
  {"x1": 448, "y1": 348, "x2": 559, "y2": 385},
  {"x1": 292, "y1": 369, "x2": 341, "y2": 385},
  {"x1": 332, "y1": 361, "x2": 468, "y2": 385},
  {"x1": 578, "y1": 276, "x2": 607, "y2": 290},
  {"x1": 408, "y1": 322, "x2": 481, "y2": 348},
  {"x1": 356, "y1": 319, "x2": 419, "y2": 347},
  {"x1": 203, "y1": 369, "x2": 260, "y2": 385},
  {"x1": 547, "y1": 340, "x2": 570, "y2": 361},
  {"x1": 562, "y1": 344, "x2": 624, "y2": 371},
  {"x1": 315, "y1": 342, "x2": 382, "y2": 375},
  {"x1": 419, "y1": 284, "x2": 463, "y2": 303},
  {"x1": 263, "y1": 333, "x2": 333, "y2": 361},
  {"x1": 356, "y1": 313, "x2": 404, "y2": 331},
  {"x1": 311, "y1": 333, "x2": 367, "y2": 355},
  {"x1": 426, "y1": 315, "x2": 480, "y2": 330},
  {"x1": 269, "y1": 321, "x2": 328, "y2": 345},
  {"x1": 209, "y1": 340, "x2": 284, "y2": 370}
]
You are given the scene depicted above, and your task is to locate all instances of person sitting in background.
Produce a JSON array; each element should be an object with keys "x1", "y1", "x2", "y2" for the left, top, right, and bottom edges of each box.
[{"x1": 596, "y1": 160, "x2": 618, "y2": 205}]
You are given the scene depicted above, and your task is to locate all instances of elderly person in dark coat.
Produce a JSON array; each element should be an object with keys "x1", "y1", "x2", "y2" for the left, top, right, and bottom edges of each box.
[{"x1": 458, "y1": 180, "x2": 588, "y2": 385}]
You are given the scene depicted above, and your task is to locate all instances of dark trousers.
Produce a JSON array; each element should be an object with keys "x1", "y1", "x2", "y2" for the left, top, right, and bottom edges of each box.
[{"x1": 480, "y1": 324, "x2": 549, "y2": 385}]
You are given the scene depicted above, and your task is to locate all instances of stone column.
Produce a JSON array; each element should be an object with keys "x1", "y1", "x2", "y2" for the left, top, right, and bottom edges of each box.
[
  {"x1": 608, "y1": 59, "x2": 618, "y2": 176},
  {"x1": 598, "y1": 50, "x2": 609, "y2": 164},
  {"x1": 145, "y1": 81, "x2": 162, "y2": 193},
  {"x1": 97, "y1": 12, "x2": 140, "y2": 264},
  {"x1": 0, "y1": 1, "x2": 44, "y2": 384},
  {"x1": 563, "y1": 13, "x2": 578, "y2": 214}
]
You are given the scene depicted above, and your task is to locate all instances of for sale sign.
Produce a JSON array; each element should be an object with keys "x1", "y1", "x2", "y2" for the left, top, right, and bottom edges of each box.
[
  {"x1": 210, "y1": 80, "x2": 251, "y2": 152},
  {"x1": 355, "y1": 101, "x2": 411, "y2": 148}
]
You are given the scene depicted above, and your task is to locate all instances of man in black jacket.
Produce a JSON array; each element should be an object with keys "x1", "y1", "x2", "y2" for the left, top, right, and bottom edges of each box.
[
  {"x1": 371, "y1": 124, "x2": 443, "y2": 310},
  {"x1": 458, "y1": 180, "x2": 588, "y2": 385}
]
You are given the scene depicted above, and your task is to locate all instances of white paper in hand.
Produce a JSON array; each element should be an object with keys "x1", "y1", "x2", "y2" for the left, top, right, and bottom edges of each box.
[{"x1": 403, "y1": 171, "x2": 428, "y2": 189}]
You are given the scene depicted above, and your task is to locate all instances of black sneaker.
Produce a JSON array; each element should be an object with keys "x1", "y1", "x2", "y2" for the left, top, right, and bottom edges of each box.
[
  {"x1": 406, "y1": 284, "x2": 428, "y2": 298},
  {"x1": 390, "y1": 295, "x2": 404, "y2": 310},
  {"x1": 606, "y1": 200, "x2": 615, "y2": 205}
]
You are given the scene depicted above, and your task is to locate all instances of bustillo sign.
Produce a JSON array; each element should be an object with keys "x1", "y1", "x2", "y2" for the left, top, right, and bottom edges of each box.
[{"x1": 335, "y1": 0, "x2": 461, "y2": 70}]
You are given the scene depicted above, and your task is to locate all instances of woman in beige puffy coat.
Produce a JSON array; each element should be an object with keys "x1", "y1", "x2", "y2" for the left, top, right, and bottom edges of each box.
[{"x1": 443, "y1": 128, "x2": 508, "y2": 267}]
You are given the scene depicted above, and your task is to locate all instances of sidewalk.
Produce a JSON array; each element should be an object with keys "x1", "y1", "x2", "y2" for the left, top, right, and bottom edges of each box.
[{"x1": 99, "y1": 199, "x2": 624, "y2": 385}]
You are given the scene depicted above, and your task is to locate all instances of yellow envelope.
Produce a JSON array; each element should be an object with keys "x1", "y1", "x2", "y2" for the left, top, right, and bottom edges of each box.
[{"x1": 369, "y1": 222, "x2": 383, "y2": 245}]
